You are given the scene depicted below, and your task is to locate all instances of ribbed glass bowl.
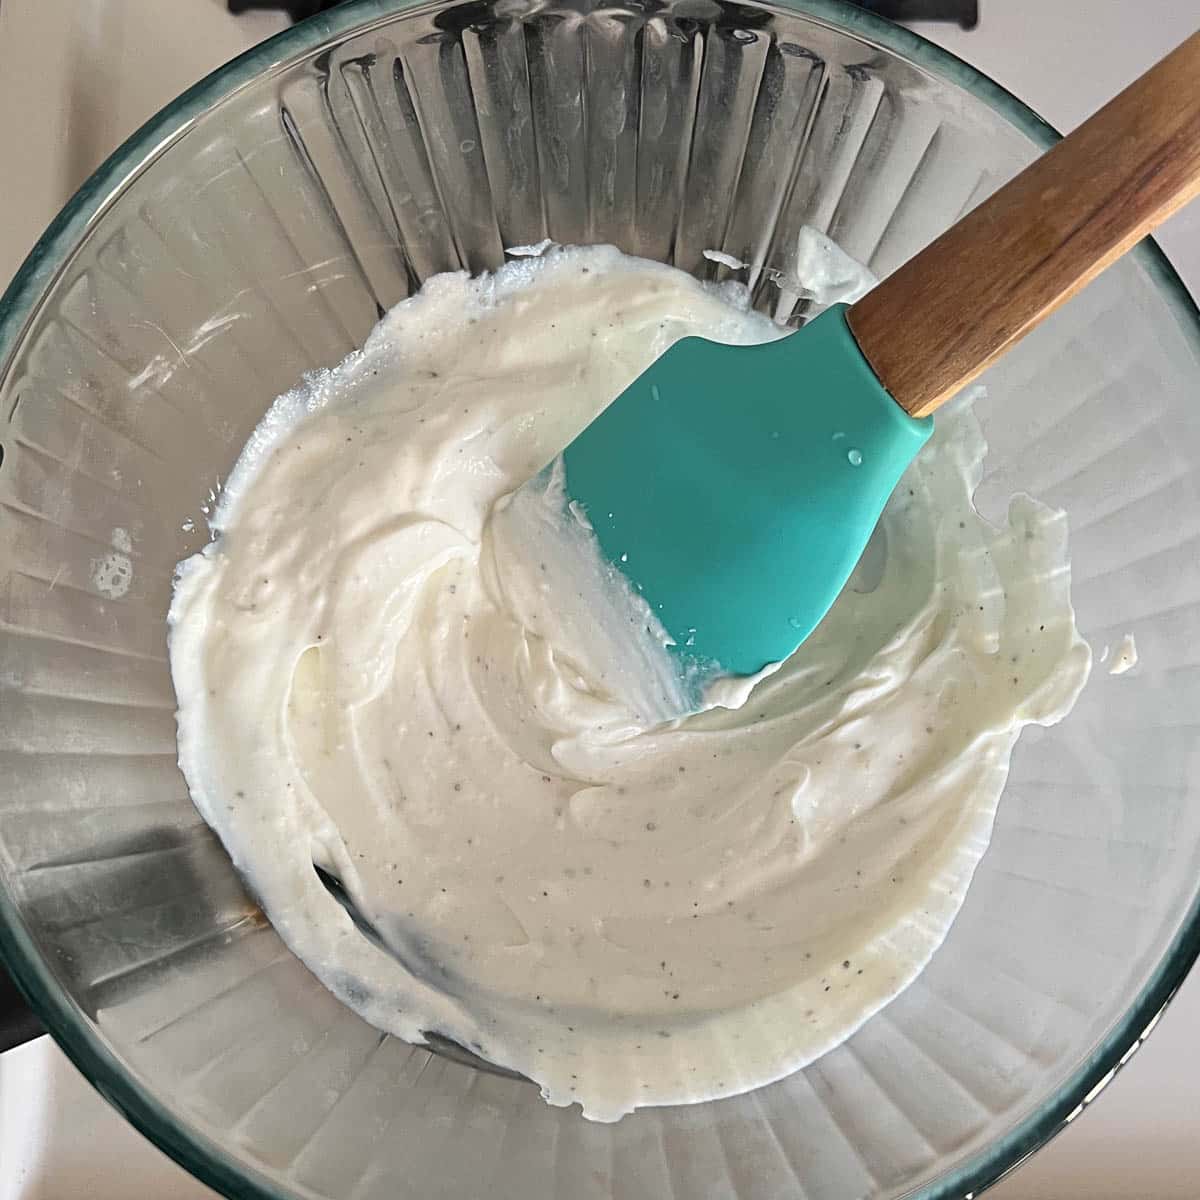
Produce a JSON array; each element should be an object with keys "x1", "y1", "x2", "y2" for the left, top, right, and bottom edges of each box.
[{"x1": 2, "y1": 1, "x2": 1200, "y2": 1197}]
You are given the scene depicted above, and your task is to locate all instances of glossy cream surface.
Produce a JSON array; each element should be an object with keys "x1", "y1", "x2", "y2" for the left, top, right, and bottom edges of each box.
[{"x1": 169, "y1": 245, "x2": 1090, "y2": 1120}]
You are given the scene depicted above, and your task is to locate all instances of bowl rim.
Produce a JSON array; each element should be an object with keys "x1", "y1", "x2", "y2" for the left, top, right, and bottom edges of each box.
[{"x1": 2, "y1": 2, "x2": 1199, "y2": 1198}]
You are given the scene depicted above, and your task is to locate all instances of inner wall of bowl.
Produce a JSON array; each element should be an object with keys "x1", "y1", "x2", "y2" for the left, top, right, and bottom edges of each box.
[{"x1": 3, "y1": 2, "x2": 1200, "y2": 1199}]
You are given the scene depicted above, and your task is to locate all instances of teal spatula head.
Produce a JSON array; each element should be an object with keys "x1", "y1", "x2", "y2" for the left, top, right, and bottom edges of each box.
[
  {"x1": 559, "y1": 304, "x2": 931, "y2": 683},
  {"x1": 517, "y1": 28, "x2": 1200, "y2": 706}
]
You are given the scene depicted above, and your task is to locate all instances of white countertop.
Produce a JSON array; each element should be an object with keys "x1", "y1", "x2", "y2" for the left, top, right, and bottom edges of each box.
[{"x1": 2, "y1": 2, "x2": 1199, "y2": 1197}]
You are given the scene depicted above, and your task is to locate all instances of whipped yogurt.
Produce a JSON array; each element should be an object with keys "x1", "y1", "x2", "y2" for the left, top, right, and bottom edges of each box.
[{"x1": 169, "y1": 244, "x2": 1091, "y2": 1121}]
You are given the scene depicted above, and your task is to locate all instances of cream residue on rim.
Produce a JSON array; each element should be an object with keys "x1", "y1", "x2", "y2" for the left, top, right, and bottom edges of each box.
[{"x1": 168, "y1": 243, "x2": 1091, "y2": 1121}]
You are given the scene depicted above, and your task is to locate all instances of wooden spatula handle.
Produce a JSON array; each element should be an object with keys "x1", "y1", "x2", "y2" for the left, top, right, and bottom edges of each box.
[{"x1": 847, "y1": 31, "x2": 1200, "y2": 419}]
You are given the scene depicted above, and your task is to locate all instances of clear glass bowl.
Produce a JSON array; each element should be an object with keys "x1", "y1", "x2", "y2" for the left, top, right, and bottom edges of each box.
[{"x1": 2, "y1": 1, "x2": 1200, "y2": 1197}]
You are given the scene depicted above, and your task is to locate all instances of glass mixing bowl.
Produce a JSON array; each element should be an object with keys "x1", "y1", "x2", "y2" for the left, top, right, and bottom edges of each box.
[{"x1": 2, "y1": 1, "x2": 1200, "y2": 1196}]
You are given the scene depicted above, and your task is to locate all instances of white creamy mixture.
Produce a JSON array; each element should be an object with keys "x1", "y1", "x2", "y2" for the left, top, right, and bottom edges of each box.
[{"x1": 169, "y1": 245, "x2": 1090, "y2": 1121}]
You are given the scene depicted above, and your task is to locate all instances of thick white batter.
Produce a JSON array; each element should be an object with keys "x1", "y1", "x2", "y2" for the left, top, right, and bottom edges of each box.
[{"x1": 169, "y1": 245, "x2": 1090, "y2": 1121}]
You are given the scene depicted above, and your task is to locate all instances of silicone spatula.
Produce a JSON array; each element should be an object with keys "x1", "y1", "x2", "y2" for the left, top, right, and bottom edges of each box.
[{"x1": 537, "y1": 30, "x2": 1200, "y2": 692}]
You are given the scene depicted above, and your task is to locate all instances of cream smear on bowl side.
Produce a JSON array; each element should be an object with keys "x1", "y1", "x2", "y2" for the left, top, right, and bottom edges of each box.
[{"x1": 168, "y1": 243, "x2": 1091, "y2": 1121}]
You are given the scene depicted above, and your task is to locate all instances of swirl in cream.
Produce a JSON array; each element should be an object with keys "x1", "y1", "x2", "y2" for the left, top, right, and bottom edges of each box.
[{"x1": 169, "y1": 245, "x2": 1090, "y2": 1120}]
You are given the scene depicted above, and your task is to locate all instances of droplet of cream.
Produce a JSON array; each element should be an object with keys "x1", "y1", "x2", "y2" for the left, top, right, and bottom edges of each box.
[
  {"x1": 701, "y1": 249, "x2": 748, "y2": 270},
  {"x1": 91, "y1": 552, "x2": 133, "y2": 599},
  {"x1": 1107, "y1": 633, "x2": 1138, "y2": 676},
  {"x1": 847, "y1": 448, "x2": 863, "y2": 467}
]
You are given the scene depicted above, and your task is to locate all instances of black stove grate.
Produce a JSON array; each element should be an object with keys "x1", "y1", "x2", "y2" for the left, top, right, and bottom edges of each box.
[{"x1": 229, "y1": 0, "x2": 978, "y2": 28}]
